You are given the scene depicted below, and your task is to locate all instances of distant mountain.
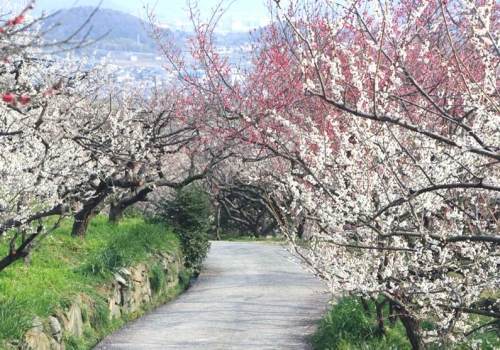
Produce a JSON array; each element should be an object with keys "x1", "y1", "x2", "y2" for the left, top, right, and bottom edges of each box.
[
  {"x1": 41, "y1": 7, "x2": 168, "y2": 53},
  {"x1": 41, "y1": 7, "x2": 252, "y2": 55}
]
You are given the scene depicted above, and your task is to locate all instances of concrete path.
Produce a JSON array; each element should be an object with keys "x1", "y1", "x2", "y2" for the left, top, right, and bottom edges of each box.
[{"x1": 95, "y1": 241, "x2": 329, "y2": 350}]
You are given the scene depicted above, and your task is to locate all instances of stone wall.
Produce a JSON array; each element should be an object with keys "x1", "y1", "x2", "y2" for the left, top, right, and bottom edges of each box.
[{"x1": 17, "y1": 252, "x2": 184, "y2": 350}]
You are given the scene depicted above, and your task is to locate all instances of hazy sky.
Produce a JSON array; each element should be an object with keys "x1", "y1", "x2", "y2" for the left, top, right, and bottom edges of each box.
[{"x1": 33, "y1": 0, "x2": 271, "y2": 32}]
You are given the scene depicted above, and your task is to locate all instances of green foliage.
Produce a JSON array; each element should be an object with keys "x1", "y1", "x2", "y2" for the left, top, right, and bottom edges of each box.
[
  {"x1": 313, "y1": 297, "x2": 499, "y2": 350},
  {"x1": 123, "y1": 205, "x2": 146, "y2": 219},
  {"x1": 90, "y1": 298, "x2": 110, "y2": 329},
  {"x1": 82, "y1": 246, "x2": 125, "y2": 275},
  {"x1": 64, "y1": 334, "x2": 86, "y2": 350},
  {"x1": 158, "y1": 184, "x2": 212, "y2": 274},
  {"x1": 178, "y1": 228, "x2": 210, "y2": 274},
  {"x1": 312, "y1": 297, "x2": 411, "y2": 350},
  {"x1": 0, "y1": 298, "x2": 32, "y2": 341},
  {"x1": 150, "y1": 263, "x2": 166, "y2": 294},
  {"x1": 178, "y1": 269, "x2": 192, "y2": 288}
]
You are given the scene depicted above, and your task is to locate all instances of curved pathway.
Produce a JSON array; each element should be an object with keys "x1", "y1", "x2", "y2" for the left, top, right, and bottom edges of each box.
[{"x1": 95, "y1": 241, "x2": 329, "y2": 349}]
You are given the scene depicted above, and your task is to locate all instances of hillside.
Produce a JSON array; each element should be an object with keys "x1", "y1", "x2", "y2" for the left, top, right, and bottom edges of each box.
[
  {"x1": 41, "y1": 7, "x2": 251, "y2": 55},
  {"x1": 42, "y1": 7, "x2": 169, "y2": 53}
]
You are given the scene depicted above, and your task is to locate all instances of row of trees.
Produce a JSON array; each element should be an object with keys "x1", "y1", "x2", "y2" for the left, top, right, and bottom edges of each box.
[
  {"x1": 1, "y1": 0, "x2": 498, "y2": 348},
  {"x1": 0, "y1": 2, "x2": 231, "y2": 271},
  {"x1": 150, "y1": 0, "x2": 499, "y2": 348}
]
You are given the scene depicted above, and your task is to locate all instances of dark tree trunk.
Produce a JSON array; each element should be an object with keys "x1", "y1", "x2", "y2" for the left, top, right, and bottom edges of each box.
[
  {"x1": 375, "y1": 300, "x2": 386, "y2": 336},
  {"x1": 0, "y1": 229, "x2": 40, "y2": 272},
  {"x1": 360, "y1": 298, "x2": 371, "y2": 313},
  {"x1": 109, "y1": 202, "x2": 126, "y2": 223},
  {"x1": 388, "y1": 301, "x2": 397, "y2": 325},
  {"x1": 108, "y1": 187, "x2": 153, "y2": 224},
  {"x1": 72, "y1": 187, "x2": 110, "y2": 237},
  {"x1": 0, "y1": 251, "x2": 26, "y2": 272},
  {"x1": 215, "y1": 206, "x2": 221, "y2": 240},
  {"x1": 261, "y1": 221, "x2": 276, "y2": 236},
  {"x1": 252, "y1": 213, "x2": 262, "y2": 238},
  {"x1": 72, "y1": 209, "x2": 96, "y2": 238},
  {"x1": 0, "y1": 206, "x2": 64, "y2": 272},
  {"x1": 399, "y1": 310, "x2": 425, "y2": 350},
  {"x1": 253, "y1": 221, "x2": 260, "y2": 238},
  {"x1": 297, "y1": 216, "x2": 306, "y2": 239}
]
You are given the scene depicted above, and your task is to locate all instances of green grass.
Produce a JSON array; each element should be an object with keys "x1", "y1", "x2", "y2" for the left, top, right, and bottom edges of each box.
[
  {"x1": 312, "y1": 297, "x2": 411, "y2": 350},
  {"x1": 0, "y1": 216, "x2": 181, "y2": 346},
  {"x1": 150, "y1": 263, "x2": 167, "y2": 294},
  {"x1": 313, "y1": 297, "x2": 500, "y2": 350}
]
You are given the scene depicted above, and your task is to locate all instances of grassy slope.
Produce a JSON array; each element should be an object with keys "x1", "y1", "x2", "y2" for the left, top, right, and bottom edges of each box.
[{"x1": 0, "y1": 216, "x2": 182, "y2": 346}]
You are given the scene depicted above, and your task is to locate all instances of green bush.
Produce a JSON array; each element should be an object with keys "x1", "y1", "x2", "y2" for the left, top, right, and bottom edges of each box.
[
  {"x1": 158, "y1": 184, "x2": 212, "y2": 274},
  {"x1": 312, "y1": 297, "x2": 411, "y2": 350},
  {"x1": 313, "y1": 297, "x2": 375, "y2": 348},
  {"x1": 90, "y1": 298, "x2": 110, "y2": 329},
  {"x1": 313, "y1": 297, "x2": 499, "y2": 350},
  {"x1": 64, "y1": 334, "x2": 86, "y2": 350},
  {"x1": 150, "y1": 263, "x2": 166, "y2": 294},
  {"x1": 178, "y1": 269, "x2": 192, "y2": 288}
]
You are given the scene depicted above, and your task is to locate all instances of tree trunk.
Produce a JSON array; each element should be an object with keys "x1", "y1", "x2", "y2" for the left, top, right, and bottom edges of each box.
[
  {"x1": 108, "y1": 187, "x2": 153, "y2": 224},
  {"x1": 0, "y1": 251, "x2": 26, "y2": 272},
  {"x1": 0, "y1": 230, "x2": 40, "y2": 272},
  {"x1": 297, "y1": 216, "x2": 306, "y2": 239},
  {"x1": 375, "y1": 300, "x2": 386, "y2": 336},
  {"x1": 360, "y1": 298, "x2": 371, "y2": 313},
  {"x1": 253, "y1": 221, "x2": 260, "y2": 238},
  {"x1": 72, "y1": 187, "x2": 110, "y2": 237},
  {"x1": 399, "y1": 310, "x2": 425, "y2": 350},
  {"x1": 109, "y1": 202, "x2": 126, "y2": 223},
  {"x1": 215, "y1": 206, "x2": 221, "y2": 240},
  {"x1": 0, "y1": 245, "x2": 29, "y2": 272},
  {"x1": 72, "y1": 209, "x2": 96, "y2": 238},
  {"x1": 388, "y1": 301, "x2": 397, "y2": 325}
]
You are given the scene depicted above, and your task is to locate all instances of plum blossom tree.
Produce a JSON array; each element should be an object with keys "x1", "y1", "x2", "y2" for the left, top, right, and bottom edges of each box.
[
  {"x1": 0, "y1": 3, "x2": 200, "y2": 267},
  {"x1": 0, "y1": 2, "x2": 98, "y2": 269},
  {"x1": 2, "y1": 0, "x2": 497, "y2": 346},
  {"x1": 262, "y1": 0, "x2": 499, "y2": 347},
  {"x1": 0, "y1": 39, "x2": 127, "y2": 268},
  {"x1": 152, "y1": 0, "x2": 499, "y2": 347}
]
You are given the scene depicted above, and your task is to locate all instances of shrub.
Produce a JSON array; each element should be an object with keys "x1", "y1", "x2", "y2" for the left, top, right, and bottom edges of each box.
[
  {"x1": 312, "y1": 297, "x2": 411, "y2": 350},
  {"x1": 123, "y1": 206, "x2": 146, "y2": 219},
  {"x1": 90, "y1": 298, "x2": 110, "y2": 329},
  {"x1": 313, "y1": 297, "x2": 375, "y2": 348},
  {"x1": 150, "y1": 263, "x2": 166, "y2": 294},
  {"x1": 178, "y1": 269, "x2": 192, "y2": 288},
  {"x1": 64, "y1": 334, "x2": 86, "y2": 350},
  {"x1": 157, "y1": 184, "x2": 212, "y2": 275}
]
